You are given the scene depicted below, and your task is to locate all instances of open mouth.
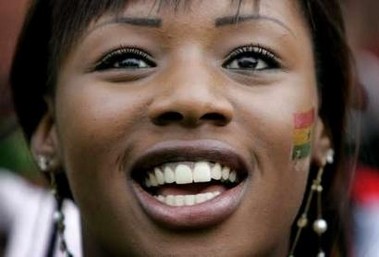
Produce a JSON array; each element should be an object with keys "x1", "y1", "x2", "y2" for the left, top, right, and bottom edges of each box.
[
  {"x1": 129, "y1": 140, "x2": 249, "y2": 228},
  {"x1": 134, "y1": 161, "x2": 242, "y2": 207}
]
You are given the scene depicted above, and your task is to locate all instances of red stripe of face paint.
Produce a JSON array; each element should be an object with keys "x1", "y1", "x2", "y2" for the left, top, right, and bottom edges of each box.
[{"x1": 294, "y1": 108, "x2": 315, "y2": 129}]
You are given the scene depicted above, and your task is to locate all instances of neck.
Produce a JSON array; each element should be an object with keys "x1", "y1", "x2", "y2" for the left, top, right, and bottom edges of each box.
[{"x1": 82, "y1": 224, "x2": 109, "y2": 257}]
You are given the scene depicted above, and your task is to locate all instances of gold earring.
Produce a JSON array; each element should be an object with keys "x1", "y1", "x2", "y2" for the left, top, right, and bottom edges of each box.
[{"x1": 289, "y1": 149, "x2": 334, "y2": 257}]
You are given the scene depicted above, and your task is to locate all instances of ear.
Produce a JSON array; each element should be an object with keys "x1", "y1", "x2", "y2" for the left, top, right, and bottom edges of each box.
[
  {"x1": 312, "y1": 117, "x2": 332, "y2": 166},
  {"x1": 31, "y1": 98, "x2": 61, "y2": 172}
]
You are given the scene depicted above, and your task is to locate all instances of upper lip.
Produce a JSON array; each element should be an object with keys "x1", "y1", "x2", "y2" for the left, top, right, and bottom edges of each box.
[{"x1": 129, "y1": 139, "x2": 250, "y2": 180}]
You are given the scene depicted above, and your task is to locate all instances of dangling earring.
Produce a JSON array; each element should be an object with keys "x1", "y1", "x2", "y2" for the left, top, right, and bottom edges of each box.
[
  {"x1": 288, "y1": 149, "x2": 334, "y2": 257},
  {"x1": 37, "y1": 155, "x2": 74, "y2": 257},
  {"x1": 37, "y1": 155, "x2": 50, "y2": 172}
]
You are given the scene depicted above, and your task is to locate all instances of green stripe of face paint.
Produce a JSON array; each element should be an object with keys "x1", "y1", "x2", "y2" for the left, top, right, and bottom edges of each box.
[{"x1": 292, "y1": 143, "x2": 311, "y2": 160}]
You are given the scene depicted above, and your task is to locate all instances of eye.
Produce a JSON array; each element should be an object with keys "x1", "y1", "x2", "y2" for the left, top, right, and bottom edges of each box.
[
  {"x1": 94, "y1": 47, "x2": 156, "y2": 71},
  {"x1": 223, "y1": 45, "x2": 280, "y2": 71}
]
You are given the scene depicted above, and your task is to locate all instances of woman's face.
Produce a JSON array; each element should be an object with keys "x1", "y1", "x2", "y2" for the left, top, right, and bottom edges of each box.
[{"x1": 36, "y1": 0, "x2": 328, "y2": 256}]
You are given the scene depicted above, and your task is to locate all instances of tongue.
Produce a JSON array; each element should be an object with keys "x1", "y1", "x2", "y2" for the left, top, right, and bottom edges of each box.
[{"x1": 157, "y1": 183, "x2": 227, "y2": 196}]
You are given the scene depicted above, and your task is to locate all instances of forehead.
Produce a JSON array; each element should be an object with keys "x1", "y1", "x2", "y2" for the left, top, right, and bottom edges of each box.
[
  {"x1": 52, "y1": 0, "x2": 309, "y2": 68},
  {"x1": 89, "y1": 0, "x2": 305, "y2": 29},
  {"x1": 76, "y1": 0, "x2": 309, "y2": 47}
]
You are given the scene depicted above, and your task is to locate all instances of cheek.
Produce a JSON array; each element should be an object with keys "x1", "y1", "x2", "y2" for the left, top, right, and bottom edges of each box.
[
  {"x1": 54, "y1": 78, "x2": 150, "y2": 206},
  {"x1": 234, "y1": 78, "x2": 318, "y2": 165},
  {"x1": 231, "y1": 78, "x2": 317, "y2": 224},
  {"x1": 55, "y1": 76, "x2": 152, "y2": 150}
]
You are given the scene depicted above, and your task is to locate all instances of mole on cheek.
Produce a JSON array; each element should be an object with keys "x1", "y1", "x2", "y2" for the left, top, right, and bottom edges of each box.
[{"x1": 291, "y1": 108, "x2": 315, "y2": 160}]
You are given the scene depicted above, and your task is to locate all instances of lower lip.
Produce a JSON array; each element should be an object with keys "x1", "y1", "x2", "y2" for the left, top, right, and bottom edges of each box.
[{"x1": 132, "y1": 181, "x2": 247, "y2": 229}]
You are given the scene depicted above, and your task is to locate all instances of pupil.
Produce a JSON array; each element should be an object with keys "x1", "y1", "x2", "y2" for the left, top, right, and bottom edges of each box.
[
  {"x1": 118, "y1": 58, "x2": 141, "y2": 68},
  {"x1": 238, "y1": 57, "x2": 258, "y2": 68}
]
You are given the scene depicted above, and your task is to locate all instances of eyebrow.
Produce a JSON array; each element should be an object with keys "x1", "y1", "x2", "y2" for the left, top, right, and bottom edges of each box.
[
  {"x1": 215, "y1": 14, "x2": 294, "y2": 36},
  {"x1": 94, "y1": 17, "x2": 162, "y2": 29},
  {"x1": 103, "y1": 17, "x2": 162, "y2": 28},
  {"x1": 84, "y1": 16, "x2": 162, "y2": 39}
]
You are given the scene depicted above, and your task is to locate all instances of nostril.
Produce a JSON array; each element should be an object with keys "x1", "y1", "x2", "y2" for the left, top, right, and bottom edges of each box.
[
  {"x1": 154, "y1": 111, "x2": 184, "y2": 125},
  {"x1": 152, "y1": 111, "x2": 230, "y2": 126},
  {"x1": 200, "y1": 113, "x2": 229, "y2": 125}
]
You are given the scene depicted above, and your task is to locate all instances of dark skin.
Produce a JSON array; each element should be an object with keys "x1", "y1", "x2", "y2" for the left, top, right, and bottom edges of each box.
[{"x1": 33, "y1": 0, "x2": 331, "y2": 256}]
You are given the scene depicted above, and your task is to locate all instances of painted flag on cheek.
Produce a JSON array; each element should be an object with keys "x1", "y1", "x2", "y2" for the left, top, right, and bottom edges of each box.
[{"x1": 292, "y1": 108, "x2": 315, "y2": 160}]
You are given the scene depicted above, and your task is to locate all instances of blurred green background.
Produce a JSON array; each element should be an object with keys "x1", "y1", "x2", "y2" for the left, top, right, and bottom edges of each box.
[
  {"x1": 0, "y1": 0, "x2": 42, "y2": 184},
  {"x1": 0, "y1": 128, "x2": 39, "y2": 180}
]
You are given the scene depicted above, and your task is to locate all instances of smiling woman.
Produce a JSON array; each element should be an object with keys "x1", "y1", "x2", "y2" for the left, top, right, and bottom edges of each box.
[{"x1": 10, "y1": 0, "x2": 353, "y2": 256}]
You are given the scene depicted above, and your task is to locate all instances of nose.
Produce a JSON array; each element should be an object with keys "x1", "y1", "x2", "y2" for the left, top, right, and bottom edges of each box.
[{"x1": 148, "y1": 63, "x2": 233, "y2": 127}]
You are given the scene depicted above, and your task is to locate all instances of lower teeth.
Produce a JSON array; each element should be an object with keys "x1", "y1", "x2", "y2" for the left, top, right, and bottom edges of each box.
[{"x1": 154, "y1": 191, "x2": 221, "y2": 207}]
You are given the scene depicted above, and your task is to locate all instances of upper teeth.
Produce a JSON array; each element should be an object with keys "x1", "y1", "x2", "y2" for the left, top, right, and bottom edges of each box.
[{"x1": 144, "y1": 161, "x2": 237, "y2": 188}]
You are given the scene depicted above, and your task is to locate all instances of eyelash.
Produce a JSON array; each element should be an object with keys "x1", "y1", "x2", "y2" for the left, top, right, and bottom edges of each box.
[
  {"x1": 222, "y1": 44, "x2": 280, "y2": 70},
  {"x1": 94, "y1": 47, "x2": 156, "y2": 71},
  {"x1": 93, "y1": 44, "x2": 280, "y2": 73}
]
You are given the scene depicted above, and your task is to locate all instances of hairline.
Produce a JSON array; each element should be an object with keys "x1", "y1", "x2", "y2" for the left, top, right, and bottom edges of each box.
[{"x1": 49, "y1": 0, "x2": 248, "y2": 87}]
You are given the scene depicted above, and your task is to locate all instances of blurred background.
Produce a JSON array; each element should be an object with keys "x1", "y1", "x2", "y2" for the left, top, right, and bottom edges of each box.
[
  {"x1": 0, "y1": 0, "x2": 378, "y2": 256},
  {"x1": 344, "y1": 1, "x2": 379, "y2": 256},
  {"x1": 0, "y1": 0, "x2": 42, "y2": 183}
]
